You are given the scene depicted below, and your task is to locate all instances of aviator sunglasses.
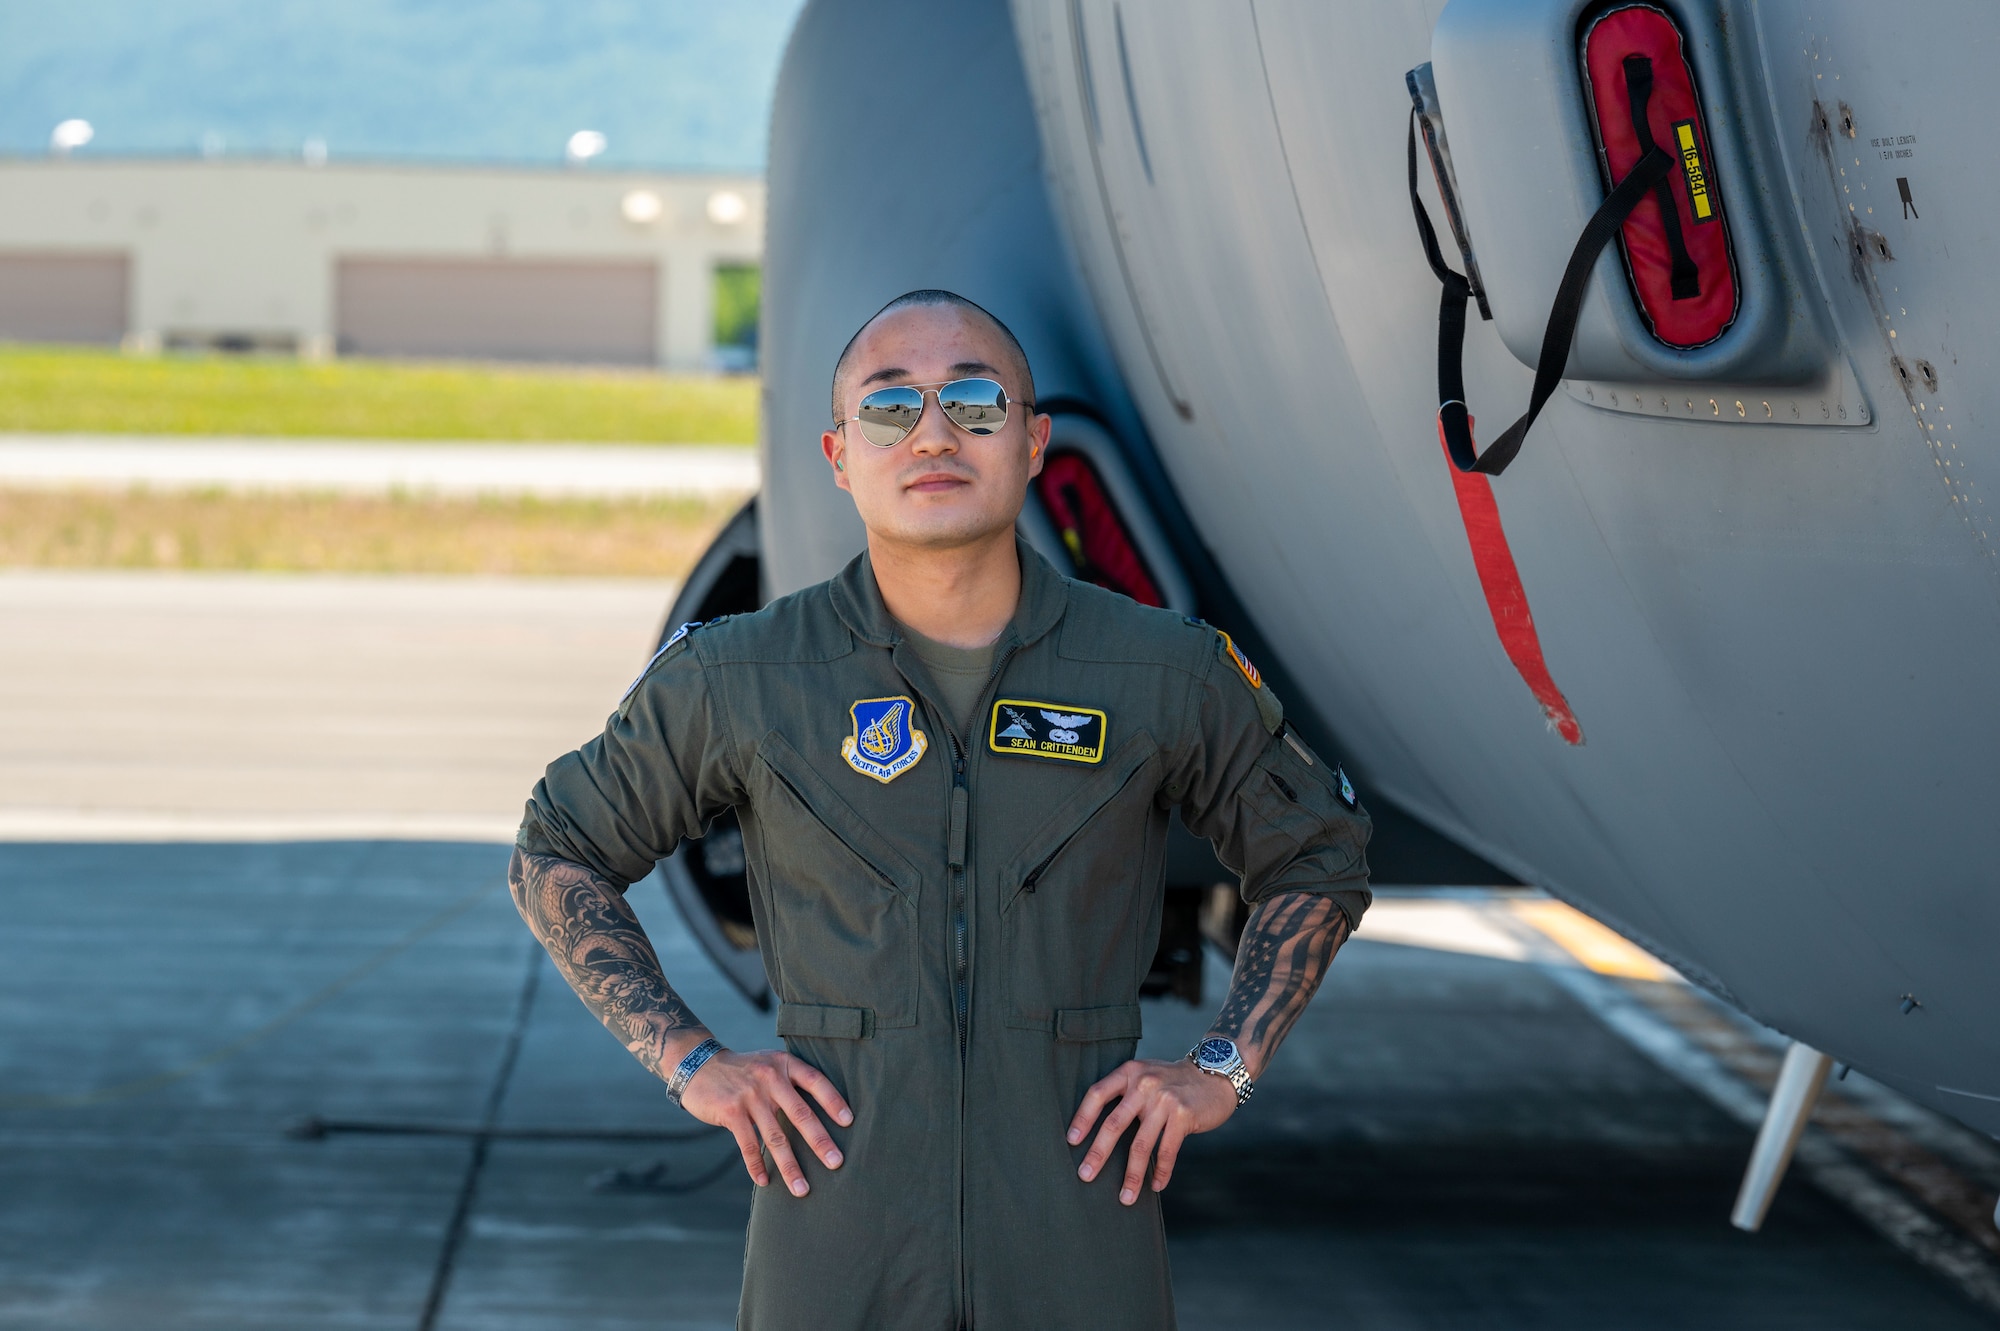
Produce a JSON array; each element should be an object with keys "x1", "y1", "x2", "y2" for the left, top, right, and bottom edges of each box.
[{"x1": 838, "y1": 378, "x2": 1030, "y2": 448}]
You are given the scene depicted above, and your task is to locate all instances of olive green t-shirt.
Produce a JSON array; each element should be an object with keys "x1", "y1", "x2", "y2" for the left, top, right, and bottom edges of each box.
[{"x1": 897, "y1": 622, "x2": 997, "y2": 740}]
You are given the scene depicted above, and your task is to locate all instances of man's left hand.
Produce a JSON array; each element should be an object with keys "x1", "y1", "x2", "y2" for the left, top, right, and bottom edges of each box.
[{"x1": 1067, "y1": 1058, "x2": 1237, "y2": 1205}]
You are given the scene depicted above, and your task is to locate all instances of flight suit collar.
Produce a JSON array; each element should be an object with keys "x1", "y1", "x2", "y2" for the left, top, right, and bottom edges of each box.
[{"x1": 829, "y1": 535, "x2": 1069, "y2": 652}]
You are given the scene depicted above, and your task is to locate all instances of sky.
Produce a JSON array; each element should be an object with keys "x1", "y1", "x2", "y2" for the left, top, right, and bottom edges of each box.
[{"x1": 0, "y1": 0, "x2": 807, "y2": 172}]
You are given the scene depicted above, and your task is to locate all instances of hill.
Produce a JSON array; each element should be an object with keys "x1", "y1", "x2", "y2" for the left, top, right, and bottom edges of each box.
[{"x1": 0, "y1": 0, "x2": 804, "y2": 171}]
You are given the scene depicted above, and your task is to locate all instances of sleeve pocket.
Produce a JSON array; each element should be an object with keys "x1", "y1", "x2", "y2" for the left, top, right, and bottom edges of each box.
[
  {"x1": 1237, "y1": 734, "x2": 1369, "y2": 902},
  {"x1": 1253, "y1": 736, "x2": 1347, "y2": 831}
]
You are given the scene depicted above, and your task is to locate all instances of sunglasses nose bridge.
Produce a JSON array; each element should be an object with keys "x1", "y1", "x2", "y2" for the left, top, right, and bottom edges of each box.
[{"x1": 903, "y1": 387, "x2": 961, "y2": 452}]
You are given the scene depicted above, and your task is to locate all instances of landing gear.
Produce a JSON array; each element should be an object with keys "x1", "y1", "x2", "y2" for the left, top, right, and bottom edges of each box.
[{"x1": 1731, "y1": 1040, "x2": 1835, "y2": 1231}]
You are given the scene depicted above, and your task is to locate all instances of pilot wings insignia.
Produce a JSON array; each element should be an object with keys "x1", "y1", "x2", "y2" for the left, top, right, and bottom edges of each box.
[
  {"x1": 842, "y1": 696, "x2": 927, "y2": 783},
  {"x1": 990, "y1": 698, "x2": 1107, "y2": 764}
]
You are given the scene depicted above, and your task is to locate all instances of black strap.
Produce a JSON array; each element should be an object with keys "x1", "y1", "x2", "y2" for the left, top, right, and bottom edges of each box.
[
  {"x1": 1408, "y1": 110, "x2": 1672, "y2": 476},
  {"x1": 1623, "y1": 55, "x2": 1699, "y2": 301}
]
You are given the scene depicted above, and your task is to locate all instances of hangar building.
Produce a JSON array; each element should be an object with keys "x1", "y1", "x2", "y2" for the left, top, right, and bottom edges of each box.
[{"x1": 0, "y1": 159, "x2": 763, "y2": 371}]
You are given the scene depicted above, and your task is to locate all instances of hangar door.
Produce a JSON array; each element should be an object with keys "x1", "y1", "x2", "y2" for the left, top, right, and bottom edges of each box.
[
  {"x1": 335, "y1": 257, "x2": 658, "y2": 365},
  {"x1": 0, "y1": 251, "x2": 129, "y2": 344}
]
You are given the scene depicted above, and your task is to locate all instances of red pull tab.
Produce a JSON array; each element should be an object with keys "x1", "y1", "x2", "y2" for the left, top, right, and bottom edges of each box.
[{"x1": 1440, "y1": 417, "x2": 1585, "y2": 745}]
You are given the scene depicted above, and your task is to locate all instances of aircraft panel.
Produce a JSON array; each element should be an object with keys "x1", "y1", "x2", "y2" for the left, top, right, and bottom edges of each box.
[{"x1": 1013, "y1": 0, "x2": 2000, "y2": 1126}]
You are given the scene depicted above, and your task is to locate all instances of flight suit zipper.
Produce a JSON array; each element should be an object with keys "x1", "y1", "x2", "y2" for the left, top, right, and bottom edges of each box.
[
  {"x1": 947, "y1": 744, "x2": 970, "y2": 1061},
  {"x1": 941, "y1": 729, "x2": 972, "y2": 1331},
  {"x1": 955, "y1": 642, "x2": 1014, "y2": 1331},
  {"x1": 894, "y1": 638, "x2": 1017, "y2": 1331},
  {"x1": 895, "y1": 642, "x2": 1017, "y2": 1064}
]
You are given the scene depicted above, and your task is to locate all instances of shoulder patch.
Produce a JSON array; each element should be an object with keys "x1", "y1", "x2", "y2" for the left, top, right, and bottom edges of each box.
[
  {"x1": 1216, "y1": 629, "x2": 1261, "y2": 689},
  {"x1": 620, "y1": 620, "x2": 704, "y2": 704},
  {"x1": 1213, "y1": 629, "x2": 1284, "y2": 733}
]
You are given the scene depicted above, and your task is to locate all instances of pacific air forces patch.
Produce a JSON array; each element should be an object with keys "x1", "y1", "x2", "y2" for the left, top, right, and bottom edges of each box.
[
  {"x1": 989, "y1": 699, "x2": 1107, "y2": 764},
  {"x1": 842, "y1": 696, "x2": 928, "y2": 783}
]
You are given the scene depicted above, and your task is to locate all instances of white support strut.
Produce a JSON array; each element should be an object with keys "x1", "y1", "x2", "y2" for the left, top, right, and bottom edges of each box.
[{"x1": 1731, "y1": 1041, "x2": 1836, "y2": 1232}]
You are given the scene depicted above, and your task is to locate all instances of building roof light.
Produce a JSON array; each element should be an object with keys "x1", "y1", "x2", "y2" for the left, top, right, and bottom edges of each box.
[
  {"x1": 50, "y1": 119, "x2": 94, "y2": 155},
  {"x1": 565, "y1": 130, "x2": 607, "y2": 166},
  {"x1": 706, "y1": 190, "x2": 748, "y2": 226},
  {"x1": 621, "y1": 189, "x2": 664, "y2": 224}
]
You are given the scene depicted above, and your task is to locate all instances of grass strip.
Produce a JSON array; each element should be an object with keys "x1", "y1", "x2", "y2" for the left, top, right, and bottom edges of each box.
[
  {"x1": 0, "y1": 487, "x2": 740, "y2": 578},
  {"x1": 0, "y1": 345, "x2": 758, "y2": 443}
]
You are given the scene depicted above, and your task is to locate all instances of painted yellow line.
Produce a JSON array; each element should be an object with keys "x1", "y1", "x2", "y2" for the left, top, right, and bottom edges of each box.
[{"x1": 1508, "y1": 899, "x2": 1676, "y2": 981}]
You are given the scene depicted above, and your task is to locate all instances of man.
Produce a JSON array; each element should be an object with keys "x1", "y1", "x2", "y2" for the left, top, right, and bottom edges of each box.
[{"x1": 512, "y1": 290, "x2": 1370, "y2": 1329}]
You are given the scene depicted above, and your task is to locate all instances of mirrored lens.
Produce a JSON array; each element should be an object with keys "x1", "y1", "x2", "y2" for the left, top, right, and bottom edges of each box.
[
  {"x1": 856, "y1": 385, "x2": 924, "y2": 447},
  {"x1": 937, "y1": 378, "x2": 1009, "y2": 435}
]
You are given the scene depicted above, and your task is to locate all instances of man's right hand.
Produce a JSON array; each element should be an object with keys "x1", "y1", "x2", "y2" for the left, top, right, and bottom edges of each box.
[{"x1": 679, "y1": 1049, "x2": 853, "y2": 1197}]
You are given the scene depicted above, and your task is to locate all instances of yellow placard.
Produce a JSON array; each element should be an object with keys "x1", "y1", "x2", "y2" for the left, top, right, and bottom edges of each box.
[{"x1": 1673, "y1": 119, "x2": 1716, "y2": 223}]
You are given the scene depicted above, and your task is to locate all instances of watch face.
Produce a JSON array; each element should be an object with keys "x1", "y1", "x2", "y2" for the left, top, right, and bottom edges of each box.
[{"x1": 1196, "y1": 1037, "x2": 1237, "y2": 1070}]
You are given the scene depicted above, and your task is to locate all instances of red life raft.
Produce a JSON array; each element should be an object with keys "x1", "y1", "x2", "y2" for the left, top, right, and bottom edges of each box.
[
  {"x1": 1033, "y1": 449, "x2": 1165, "y2": 607},
  {"x1": 1408, "y1": 1, "x2": 1740, "y2": 477},
  {"x1": 1581, "y1": 3, "x2": 1739, "y2": 348}
]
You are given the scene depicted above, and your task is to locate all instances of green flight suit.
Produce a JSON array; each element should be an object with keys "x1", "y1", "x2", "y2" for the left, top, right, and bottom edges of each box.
[{"x1": 518, "y1": 541, "x2": 1371, "y2": 1331}]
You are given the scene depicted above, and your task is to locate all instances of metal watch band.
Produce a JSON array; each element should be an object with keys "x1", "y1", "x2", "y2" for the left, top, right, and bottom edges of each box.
[
  {"x1": 1187, "y1": 1042, "x2": 1256, "y2": 1108},
  {"x1": 665, "y1": 1037, "x2": 723, "y2": 1106}
]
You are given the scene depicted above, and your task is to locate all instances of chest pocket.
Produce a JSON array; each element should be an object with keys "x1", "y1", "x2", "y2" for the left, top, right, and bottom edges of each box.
[
  {"x1": 997, "y1": 733, "x2": 1162, "y2": 1031},
  {"x1": 754, "y1": 732, "x2": 921, "y2": 1030}
]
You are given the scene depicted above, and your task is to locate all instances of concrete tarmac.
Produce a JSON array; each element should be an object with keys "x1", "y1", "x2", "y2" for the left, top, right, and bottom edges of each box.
[
  {"x1": 0, "y1": 570, "x2": 673, "y2": 838},
  {"x1": 0, "y1": 571, "x2": 1994, "y2": 1328}
]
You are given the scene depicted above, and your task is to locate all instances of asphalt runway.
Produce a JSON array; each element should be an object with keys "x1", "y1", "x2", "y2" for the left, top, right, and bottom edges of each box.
[
  {"x1": 1, "y1": 571, "x2": 1995, "y2": 1328},
  {"x1": 0, "y1": 434, "x2": 760, "y2": 500}
]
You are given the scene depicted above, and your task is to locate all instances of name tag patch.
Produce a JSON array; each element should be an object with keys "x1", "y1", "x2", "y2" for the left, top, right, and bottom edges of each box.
[
  {"x1": 989, "y1": 699, "x2": 1107, "y2": 764},
  {"x1": 842, "y1": 696, "x2": 928, "y2": 783}
]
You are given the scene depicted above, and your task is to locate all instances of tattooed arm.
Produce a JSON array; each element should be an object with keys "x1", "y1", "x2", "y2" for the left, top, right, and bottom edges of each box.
[
  {"x1": 1208, "y1": 889, "x2": 1351, "y2": 1078},
  {"x1": 509, "y1": 848, "x2": 852, "y2": 1196},
  {"x1": 1066, "y1": 889, "x2": 1351, "y2": 1208},
  {"x1": 508, "y1": 848, "x2": 704, "y2": 1077}
]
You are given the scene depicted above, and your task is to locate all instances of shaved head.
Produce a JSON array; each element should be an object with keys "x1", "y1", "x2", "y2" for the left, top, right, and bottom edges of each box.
[
  {"x1": 831, "y1": 289, "x2": 1035, "y2": 424},
  {"x1": 819, "y1": 290, "x2": 1052, "y2": 568}
]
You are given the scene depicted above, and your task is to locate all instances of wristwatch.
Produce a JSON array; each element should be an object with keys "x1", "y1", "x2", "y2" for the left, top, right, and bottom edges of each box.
[{"x1": 1187, "y1": 1036, "x2": 1254, "y2": 1107}]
